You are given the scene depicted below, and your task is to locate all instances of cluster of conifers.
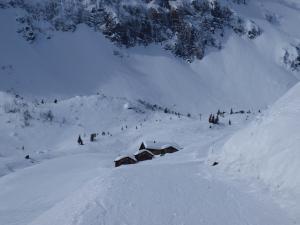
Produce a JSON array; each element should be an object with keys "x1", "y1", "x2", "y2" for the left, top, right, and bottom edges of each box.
[
  {"x1": 77, "y1": 132, "x2": 112, "y2": 145},
  {"x1": 208, "y1": 114, "x2": 219, "y2": 124}
]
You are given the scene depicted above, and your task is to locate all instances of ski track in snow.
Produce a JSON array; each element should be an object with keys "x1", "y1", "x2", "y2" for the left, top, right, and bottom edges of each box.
[{"x1": 26, "y1": 158, "x2": 292, "y2": 225}]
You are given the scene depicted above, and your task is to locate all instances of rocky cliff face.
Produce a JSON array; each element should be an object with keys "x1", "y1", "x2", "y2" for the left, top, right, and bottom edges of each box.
[{"x1": 2, "y1": 0, "x2": 261, "y2": 61}]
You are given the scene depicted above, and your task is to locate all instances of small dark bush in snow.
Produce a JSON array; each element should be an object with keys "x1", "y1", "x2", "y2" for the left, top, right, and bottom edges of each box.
[
  {"x1": 77, "y1": 135, "x2": 84, "y2": 145},
  {"x1": 23, "y1": 110, "x2": 32, "y2": 126},
  {"x1": 90, "y1": 133, "x2": 97, "y2": 142},
  {"x1": 40, "y1": 110, "x2": 54, "y2": 122},
  {"x1": 4, "y1": 103, "x2": 21, "y2": 113}
]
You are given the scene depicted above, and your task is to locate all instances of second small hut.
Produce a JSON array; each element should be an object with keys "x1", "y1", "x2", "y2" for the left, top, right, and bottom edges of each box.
[
  {"x1": 139, "y1": 141, "x2": 180, "y2": 155},
  {"x1": 134, "y1": 149, "x2": 154, "y2": 161},
  {"x1": 114, "y1": 155, "x2": 137, "y2": 167}
]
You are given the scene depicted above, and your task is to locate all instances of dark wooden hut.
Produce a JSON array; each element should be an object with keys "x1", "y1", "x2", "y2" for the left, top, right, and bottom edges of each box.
[
  {"x1": 139, "y1": 141, "x2": 180, "y2": 155},
  {"x1": 114, "y1": 155, "x2": 137, "y2": 167},
  {"x1": 134, "y1": 150, "x2": 154, "y2": 161}
]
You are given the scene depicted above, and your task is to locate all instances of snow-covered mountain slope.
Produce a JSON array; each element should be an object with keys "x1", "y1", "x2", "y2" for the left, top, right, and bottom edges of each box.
[
  {"x1": 216, "y1": 82, "x2": 300, "y2": 219},
  {"x1": 0, "y1": 0, "x2": 299, "y2": 113},
  {"x1": 0, "y1": 90, "x2": 171, "y2": 176},
  {"x1": 0, "y1": 91, "x2": 294, "y2": 225},
  {"x1": 0, "y1": 88, "x2": 253, "y2": 176},
  {"x1": 1, "y1": 0, "x2": 300, "y2": 225}
]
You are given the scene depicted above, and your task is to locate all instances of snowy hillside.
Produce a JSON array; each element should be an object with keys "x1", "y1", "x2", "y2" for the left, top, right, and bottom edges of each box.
[
  {"x1": 0, "y1": 0, "x2": 299, "y2": 112},
  {"x1": 217, "y1": 82, "x2": 300, "y2": 219},
  {"x1": 0, "y1": 90, "x2": 295, "y2": 225},
  {"x1": 0, "y1": 90, "x2": 188, "y2": 176},
  {"x1": 1, "y1": 0, "x2": 300, "y2": 225}
]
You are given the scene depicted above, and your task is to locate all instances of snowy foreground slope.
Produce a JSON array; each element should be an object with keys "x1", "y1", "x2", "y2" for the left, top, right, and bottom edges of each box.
[
  {"x1": 26, "y1": 160, "x2": 292, "y2": 225},
  {"x1": 216, "y1": 82, "x2": 300, "y2": 220}
]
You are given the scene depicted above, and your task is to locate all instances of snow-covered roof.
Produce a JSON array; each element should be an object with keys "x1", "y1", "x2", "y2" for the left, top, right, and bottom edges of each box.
[
  {"x1": 114, "y1": 155, "x2": 136, "y2": 162},
  {"x1": 140, "y1": 141, "x2": 182, "y2": 150},
  {"x1": 134, "y1": 149, "x2": 154, "y2": 156}
]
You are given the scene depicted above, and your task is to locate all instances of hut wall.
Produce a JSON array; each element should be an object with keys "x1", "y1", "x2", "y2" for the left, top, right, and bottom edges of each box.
[
  {"x1": 164, "y1": 147, "x2": 178, "y2": 153},
  {"x1": 135, "y1": 152, "x2": 153, "y2": 161},
  {"x1": 115, "y1": 157, "x2": 136, "y2": 167}
]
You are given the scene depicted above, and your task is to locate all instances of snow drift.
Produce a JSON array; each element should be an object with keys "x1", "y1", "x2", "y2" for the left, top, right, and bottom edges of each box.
[{"x1": 218, "y1": 82, "x2": 300, "y2": 217}]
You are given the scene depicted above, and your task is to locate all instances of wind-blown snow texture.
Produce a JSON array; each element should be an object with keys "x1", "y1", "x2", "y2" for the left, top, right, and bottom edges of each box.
[{"x1": 217, "y1": 82, "x2": 300, "y2": 220}]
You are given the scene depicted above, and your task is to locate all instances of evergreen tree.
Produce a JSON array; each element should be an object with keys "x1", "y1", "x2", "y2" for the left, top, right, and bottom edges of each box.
[
  {"x1": 77, "y1": 135, "x2": 83, "y2": 145},
  {"x1": 90, "y1": 133, "x2": 97, "y2": 142},
  {"x1": 215, "y1": 115, "x2": 219, "y2": 124}
]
